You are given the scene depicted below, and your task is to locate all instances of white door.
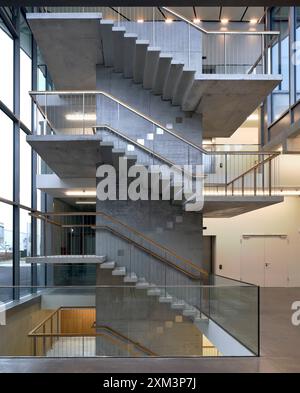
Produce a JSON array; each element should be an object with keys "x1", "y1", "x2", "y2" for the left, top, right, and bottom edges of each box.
[
  {"x1": 240, "y1": 236, "x2": 289, "y2": 287},
  {"x1": 240, "y1": 237, "x2": 265, "y2": 286},
  {"x1": 264, "y1": 237, "x2": 289, "y2": 287}
]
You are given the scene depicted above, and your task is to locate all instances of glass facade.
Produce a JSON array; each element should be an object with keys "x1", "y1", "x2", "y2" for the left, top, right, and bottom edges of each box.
[
  {"x1": 270, "y1": 7, "x2": 290, "y2": 121},
  {"x1": 0, "y1": 8, "x2": 47, "y2": 303},
  {"x1": 296, "y1": 7, "x2": 300, "y2": 101}
]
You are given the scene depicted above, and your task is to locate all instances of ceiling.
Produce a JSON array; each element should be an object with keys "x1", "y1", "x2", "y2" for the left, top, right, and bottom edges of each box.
[{"x1": 44, "y1": 6, "x2": 266, "y2": 24}]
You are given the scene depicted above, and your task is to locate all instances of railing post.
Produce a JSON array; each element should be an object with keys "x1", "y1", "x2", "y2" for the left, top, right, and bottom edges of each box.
[
  {"x1": 43, "y1": 324, "x2": 46, "y2": 356},
  {"x1": 242, "y1": 176, "x2": 245, "y2": 196},
  {"x1": 254, "y1": 168, "x2": 257, "y2": 196},
  {"x1": 33, "y1": 337, "x2": 37, "y2": 356},
  {"x1": 225, "y1": 153, "x2": 228, "y2": 195},
  {"x1": 224, "y1": 34, "x2": 227, "y2": 74},
  {"x1": 269, "y1": 159, "x2": 272, "y2": 196},
  {"x1": 83, "y1": 92, "x2": 85, "y2": 135}
]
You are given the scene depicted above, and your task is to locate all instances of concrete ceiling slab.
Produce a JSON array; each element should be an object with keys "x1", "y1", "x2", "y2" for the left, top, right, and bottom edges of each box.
[
  {"x1": 27, "y1": 135, "x2": 102, "y2": 178},
  {"x1": 27, "y1": 13, "x2": 103, "y2": 89},
  {"x1": 203, "y1": 195, "x2": 284, "y2": 217},
  {"x1": 185, "y1": 74, "x2": 282, "y2": 137}
]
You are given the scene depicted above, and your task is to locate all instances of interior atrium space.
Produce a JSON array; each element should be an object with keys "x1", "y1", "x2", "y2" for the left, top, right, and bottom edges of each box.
[{"x1": 0, "y1": 2, "x2": 300, "y2": 375}]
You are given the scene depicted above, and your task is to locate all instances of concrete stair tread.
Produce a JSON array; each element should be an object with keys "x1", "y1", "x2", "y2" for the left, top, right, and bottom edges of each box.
[
  {"x1": 124, "y1": 33, "x2": 138, "y2": 38},
  {"x1": 124, "y1": 273, "x2": 138, "y2": 283},
  {"x1": 100, "y1": 141, "x2": 114, "y2": 147},
  {"x1": 136, "y1": 278, "x2": 150, "y2": 289},
  {"x1": 100, "y1": 261, "x2": 116, "y2": 269},
  {"x1": 136, "y1": 39, "x2": 150, "y2": 45},
  {"x1": 147, "y1": 287, "x2": 161, "y2": 296},
  {"x1": 100, "y1": 19, "x2": 114, "y2": 25},
  {"x1": 112, "y1": 26, "x2": 126, "y2": 32},
  {"x1": 159, "y1": 294, "x2": 173, "y2": 303},
  {"x1": 112, "y1": 266, "x2": 126, "y2": 276}
]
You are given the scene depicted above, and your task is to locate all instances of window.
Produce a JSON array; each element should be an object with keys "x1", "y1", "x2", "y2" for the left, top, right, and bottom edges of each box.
[
  {"x1": 0, "y1": 202, "x2": 13, "y2": 303},
  {"x1": 20, "y1": 49, "x2": 32, "y2": 128},
  {"x1": 296, "y1": 7, "x2": 300, "y2": 101},
  {"x1": 20, "y1": 208, "x2": 31, "y2": 297},
  {"x1": 0, "y1": 111, "x2": 13, "y2": 200},
  {"x1": 0, "y1": 24, "x2": 13, "y2": 110},
  {"x1": 271, "y1": 7, "x2": 290, "y2": 120},
  {"x1": 20, "y1": 130, "x2": 32, "y2": 207}
]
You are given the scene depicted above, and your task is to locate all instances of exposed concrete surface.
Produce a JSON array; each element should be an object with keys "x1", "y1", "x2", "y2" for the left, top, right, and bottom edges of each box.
[
  {"x1": 203, "y1": 196, "x2": 284, "y2": 217},
  {"x1": 27, "y1": 13, "x2": 103, "y2": 89},
  {"x1": 0, "y1": 288, "x2": 299, "y2": 372},
  {"x1": 26, "y1": 135, "x2": 102, "y2": 178}
]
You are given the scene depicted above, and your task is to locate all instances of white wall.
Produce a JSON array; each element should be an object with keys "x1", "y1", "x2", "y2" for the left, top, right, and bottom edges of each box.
[{"x1": 204, "y1": 196, "x2": 300, "y2": 287}]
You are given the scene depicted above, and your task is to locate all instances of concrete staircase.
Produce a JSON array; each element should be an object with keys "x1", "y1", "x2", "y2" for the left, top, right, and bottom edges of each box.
[{"x1": 98, "y1": 259, "x2": 204, "y2": 324}]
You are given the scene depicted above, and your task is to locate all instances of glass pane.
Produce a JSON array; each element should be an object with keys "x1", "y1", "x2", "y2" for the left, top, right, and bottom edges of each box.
[
  {"x1": 20, "y1": 49, "x2": 32, "y2": 128},
  {"x1": 0, "y1": 202, "x2": 13, "y2": 303},
  {"x1": 20, "y1": 209, "x2": 31, "y2": 297},
  {"x1": 0, "y1": 24, "x2": 13, "y2": 110},
  {"x1": 20, "y1": 130, "x2": 32, "y2": 207},
  {"x1": 271, "y1": 7, "x2": 290, "y2": 120},
  {"x1": 0, "y1": 110, "x2": 13, "y2": 200},
  {"x1": 296, "y1": 7, "x2": 300, "y2": 100}
]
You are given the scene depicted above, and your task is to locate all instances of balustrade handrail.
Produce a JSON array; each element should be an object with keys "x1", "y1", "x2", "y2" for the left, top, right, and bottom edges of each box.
[
  {"x1": 28, "y1": 307, "x2": 157, "y2": 356},
  {"x1": 162, "y1": 7, "x2": 280, "y2": 36},
  {"x1": 30, "y1": 211, "x2": 207, "y2": 279}
]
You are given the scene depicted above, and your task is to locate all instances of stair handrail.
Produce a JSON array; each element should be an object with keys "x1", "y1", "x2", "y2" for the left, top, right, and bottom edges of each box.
[
  {"x1": 93, "y1": 324, "x2": 157, "y2": 356},
  {"x1": 162, "y1": 7, "x2": 280, "y2": 75},
  {"x1": 30, "y1": 90, "x2": 207, "y2": 154},
  {"x1": 30, "y1": 211, "x2": 207, "y2": 279},
  {"x1": 93, "y1": 225, "x2": 203, "y2": 280},
  {"x1": 28, "y1": 307, "x2": 157, "y2": 356},
  {"x1": 162, "y1": 7, "x2": 279, "y2": 36}
]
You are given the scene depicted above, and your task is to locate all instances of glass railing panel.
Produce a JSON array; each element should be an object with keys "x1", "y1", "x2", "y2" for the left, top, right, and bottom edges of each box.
[{"x1": 0, "y1": 283, "x2": 259, "y2": 357}]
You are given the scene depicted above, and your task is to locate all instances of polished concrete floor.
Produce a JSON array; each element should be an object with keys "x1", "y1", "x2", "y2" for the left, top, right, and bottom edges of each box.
[{"x1": 0, "y1": 288, "x2": 299, "y2": 373}]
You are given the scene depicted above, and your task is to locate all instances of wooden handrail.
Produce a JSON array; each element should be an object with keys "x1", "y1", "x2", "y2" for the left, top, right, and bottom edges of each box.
[
  {"x1": 95, "y1": 225, "x2": 203, "y2": 279},
  {"x1": 95, "y1": 325, "x2": 157, "y2": 356},
  {"x1": 28, "y1": 307, "x2": 157, "y2": 356},
  {"x1": 30, "y1": 211, "x2": 207, "y2": 278}
]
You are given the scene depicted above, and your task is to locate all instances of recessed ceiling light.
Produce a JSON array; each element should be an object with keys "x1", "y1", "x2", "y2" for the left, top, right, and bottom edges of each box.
[
  {"x1": 221, "y1": 18, "x2": 229, "y2": 24},
  {"x1": 65, "y1": 190, "x2": 96, "y2": 197},
  {"x1": 250, "y1": 18, "x2": 258, "y2": 25},
  {"x1": 165, "y1": 18, "x2": 173, "y2": 23},
  {"x1": 193, "y1": 18, "x2": 201, "y2": 24},
  {"x1": 65, "y1": 113, "x2": 96, "y2": 121},
  {"x1": 137, "y1": 19, "x2": 144, "y2": 23},
  {"x1": 75, "y1": 201, "x2": 96, "y2": 205}
]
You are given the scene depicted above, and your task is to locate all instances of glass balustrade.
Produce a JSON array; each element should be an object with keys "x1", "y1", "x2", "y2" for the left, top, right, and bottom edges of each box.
[{"x1": 0, "y1": 282, "x2": 259, "y2": 357}]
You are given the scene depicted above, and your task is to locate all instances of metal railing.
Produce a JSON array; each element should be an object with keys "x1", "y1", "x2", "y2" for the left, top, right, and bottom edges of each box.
[
  {"x1": 30, "y1": 211, "x2": 207, "y2": 280},
  {"x1": 36, "y1": 6, "x2": 279, "y2": 75},
  {"x1": 28, "y1": 307, "x2": 157, "y2": 357},
  {"x1": 30, "y1": 91, "x2": 280, "y2": 197}
]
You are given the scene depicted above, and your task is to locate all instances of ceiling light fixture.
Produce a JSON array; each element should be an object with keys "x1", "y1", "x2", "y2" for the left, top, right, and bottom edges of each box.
[
  {"x1": 221, "y1": 18, "x2": 229, "y2": 24},
  {"x1": 193, "y1": 18, "x2": 201, "y2": 24},
  {"x1": 65, "y1": 190, "x2": 97, "y2": 197},
  {"x1": 65, "y1": 113, "x2": 96, "y2": 121},
  {"x1": 250, "y1": 18, "x2": 258, "y2": 25},
  {"x1": 165, "y1": 18, "x2": 173, "y2": 23},
  {"x1": 75, "y1": 201, "x2": 97, "y2": 205},
  {"x1": 137, "y1": 19, "x2": 144, "y2": 23}
]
